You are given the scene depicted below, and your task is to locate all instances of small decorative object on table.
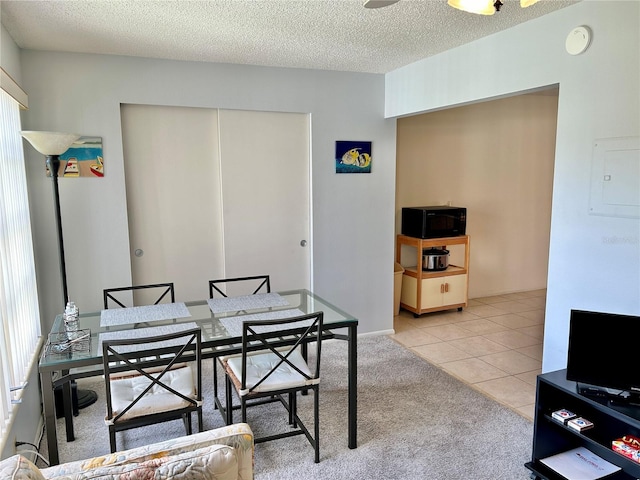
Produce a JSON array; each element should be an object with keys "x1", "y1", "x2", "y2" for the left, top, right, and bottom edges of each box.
[
  {"x1": 63, "y1": 301, "x2": 80, "y2": 339},
  {"x1": 44, "y1": 299, "x2": 89, "y2": 355},
  {"x1": 46, "y1": 329, "x2": 91, "y2": 355}
]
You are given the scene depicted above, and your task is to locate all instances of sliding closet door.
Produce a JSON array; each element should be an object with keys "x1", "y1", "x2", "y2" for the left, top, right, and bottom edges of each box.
[
  {"x1": 121, "y1": 105, "x2": 311, "y2": 302},
  {"x1": 121, "y1": 104, "x2": 224, "y2": 302},
  {"x1": 218, "y1": 109, "x2": 310, "y2": 293}
]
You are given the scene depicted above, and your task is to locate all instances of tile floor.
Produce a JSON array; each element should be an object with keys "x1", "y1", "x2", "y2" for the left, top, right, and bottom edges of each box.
[{"x1": 390, "y1": 289, "x2": 546, "y2": 421}]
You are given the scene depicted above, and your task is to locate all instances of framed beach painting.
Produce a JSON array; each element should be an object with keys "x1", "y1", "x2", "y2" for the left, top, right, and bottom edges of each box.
[
  {"x1": 46, "y1": 136, "x2": 104, "y2": 178},
  {"x1": 335, "y1": 140, "x2": 372, "y2": 174}
]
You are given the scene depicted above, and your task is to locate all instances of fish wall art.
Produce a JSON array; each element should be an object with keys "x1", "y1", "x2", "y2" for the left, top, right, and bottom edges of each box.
[{"x1": 336, "y1": 140, "x2": 372, "y2": 174}]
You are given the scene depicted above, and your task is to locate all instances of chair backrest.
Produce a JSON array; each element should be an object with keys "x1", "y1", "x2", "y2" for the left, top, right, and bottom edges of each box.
[
  {"x1": 103, "y1": 283, "x2": 175, "y2": 309},
  {"x1": 102, "y1": 327, "x2": 202, "y2": 423},
  {"x1": 240, "y1": 311, "x2": 323, "y2": 394},
  {"x1": 208, "y1": 275, "x2": 270, "y2": 299}
]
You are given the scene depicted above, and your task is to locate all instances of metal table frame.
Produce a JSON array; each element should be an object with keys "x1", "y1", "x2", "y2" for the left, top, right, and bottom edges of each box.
[{"x1": 39, "y1": 289, "x2": 358, "y2": 465}]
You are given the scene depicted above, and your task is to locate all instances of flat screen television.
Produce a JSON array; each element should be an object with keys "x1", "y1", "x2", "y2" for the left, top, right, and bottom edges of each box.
[{"x1": 566, "y1": 309, "x2": 640, "y2": 404}]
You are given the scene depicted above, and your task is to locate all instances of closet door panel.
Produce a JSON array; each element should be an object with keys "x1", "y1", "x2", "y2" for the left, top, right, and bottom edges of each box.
[
  {"x1": 218, "y1": 109, "x2": 311, "y2": 291},
  {"x1": 121, "y1": 104, "x2": 224, "y2": 302}
]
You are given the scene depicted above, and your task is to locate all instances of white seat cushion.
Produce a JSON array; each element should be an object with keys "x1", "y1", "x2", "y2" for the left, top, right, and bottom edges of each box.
[
  {"x1": 106, "y1": 365, "x2": 195, "y2": 423},
  {"x1": 226, "y1": 349, "x2": 318, "y2": 396}
]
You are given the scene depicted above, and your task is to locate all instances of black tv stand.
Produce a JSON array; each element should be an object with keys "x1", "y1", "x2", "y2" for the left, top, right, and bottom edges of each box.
[{"x1": 525, "y1": 369, "x2": 640, "y2": 480}]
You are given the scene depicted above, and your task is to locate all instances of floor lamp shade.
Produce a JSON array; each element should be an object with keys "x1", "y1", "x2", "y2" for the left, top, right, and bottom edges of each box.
[
  {"x1": 21, "y1": 131, "x2": 80, "y2": 156},
  {"x1": 21, "y1": 131, "x2": 81, "y2": 309}
]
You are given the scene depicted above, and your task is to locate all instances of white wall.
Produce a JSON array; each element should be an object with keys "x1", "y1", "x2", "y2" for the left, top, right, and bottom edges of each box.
[
  {"x1": 386, "y1": 1, "x2": 640, "y2": 372},
  {"x1": 19, "y1": 52, "x2": 397, "y2": 337},
  {"x1": 1, "y1": 23, "x2": 21, "y2": 82},
  {"x1": 396, "y1": 93, "x2": 558, "y2": 298},
  {"x1": 0, "y1": 23, "x2": 44, "y2": 462}
]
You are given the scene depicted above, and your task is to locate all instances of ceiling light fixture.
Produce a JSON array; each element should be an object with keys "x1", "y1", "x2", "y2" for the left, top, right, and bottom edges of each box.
[
  {"x1": 447, "y1": 0, "x2": 539, "y2": 15},
  {"x1": 363, "y1": 0, "x2": 400, "y2": 8}
]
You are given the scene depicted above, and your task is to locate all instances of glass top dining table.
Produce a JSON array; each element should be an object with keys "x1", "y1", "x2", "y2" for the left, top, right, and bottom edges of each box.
[{"x1": 39, "y1": 289, "x2": 358, "y2": 465}]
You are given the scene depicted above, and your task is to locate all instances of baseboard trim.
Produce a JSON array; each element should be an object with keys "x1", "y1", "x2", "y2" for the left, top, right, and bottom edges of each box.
[{"x1": 358, "y1": 329, "x2": 394, "y2": 337}]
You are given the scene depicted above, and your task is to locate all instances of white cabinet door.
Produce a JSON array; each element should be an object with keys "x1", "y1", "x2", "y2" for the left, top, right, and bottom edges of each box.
[
  {"x1": 420, "y1": 274, "x2": 468, "y2": 309},
  {"x1": 420, "y1": 277, "x2": 446, "y2": 309},
  {"x1": 442, "y1": 275, "x2": 467, "y2": 306}
]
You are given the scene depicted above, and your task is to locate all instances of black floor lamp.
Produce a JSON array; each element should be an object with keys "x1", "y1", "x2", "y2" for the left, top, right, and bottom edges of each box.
[
  {"x1": 21, "y1": 131, "x2": 80, "y2": 308},
  {"x1": 21, "y1": 131, "x2": 98, "y2": 415}
]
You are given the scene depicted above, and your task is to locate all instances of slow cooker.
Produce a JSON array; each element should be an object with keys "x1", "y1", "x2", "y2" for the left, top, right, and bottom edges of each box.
[{"x1": 422, "y1": 248, "x2": 449, "y2": 271}]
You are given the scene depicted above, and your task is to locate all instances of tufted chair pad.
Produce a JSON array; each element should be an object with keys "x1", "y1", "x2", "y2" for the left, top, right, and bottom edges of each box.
[
  {"x1": 106, "y1": 365, "x2": 196, "y2": 422},
  {"x1": 224, "y1": 349, "x2": 318, "y2": 397}
]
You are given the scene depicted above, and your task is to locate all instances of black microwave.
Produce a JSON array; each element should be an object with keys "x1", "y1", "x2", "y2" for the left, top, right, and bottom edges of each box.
[{"x1": 401, "y1": 206, "x2": 467, "y2": 239}]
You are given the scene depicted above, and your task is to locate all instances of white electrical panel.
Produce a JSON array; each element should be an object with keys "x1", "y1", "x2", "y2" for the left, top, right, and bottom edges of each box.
[{"x1": 589, "y1": 137, "x2": 640, "y2": 218}]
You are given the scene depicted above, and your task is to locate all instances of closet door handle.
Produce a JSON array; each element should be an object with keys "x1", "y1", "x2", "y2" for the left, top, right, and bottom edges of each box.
[
  {"x1": 444, "y1": 283, "x2": 449, "y2": 293},
  {"x1": 440, "y1": 284, "x2": 445, "y2": 294}
]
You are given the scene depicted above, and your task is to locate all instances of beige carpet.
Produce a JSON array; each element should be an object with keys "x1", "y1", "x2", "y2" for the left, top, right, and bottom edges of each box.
[{"x1": 40, "y1": 335, "x2": 534, "y2": 479}]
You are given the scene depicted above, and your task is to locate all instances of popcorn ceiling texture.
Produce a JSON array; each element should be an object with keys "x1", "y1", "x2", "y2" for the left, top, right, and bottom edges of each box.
[{"x1": 1, "y1": 0, "x2": 577, "y2": 74}]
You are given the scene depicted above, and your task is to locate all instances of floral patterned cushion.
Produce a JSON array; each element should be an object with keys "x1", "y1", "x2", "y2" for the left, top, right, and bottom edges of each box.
[
  {"x1": 43, "y1": 444, "x2": 237, "y2": 480},
  {"x1": 0, "y1": 455, "x2": 45, "y2": 480},
  {"x1": 40, "y1": 423, "x2": 254, "y2": 480}
]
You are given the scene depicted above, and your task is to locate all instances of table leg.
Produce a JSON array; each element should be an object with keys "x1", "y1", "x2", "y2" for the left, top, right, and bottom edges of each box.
[
  {"x1": 348, "y1": 324, "x2": 357, "y2": 449},
  {"x1": 61, "y1": 370, "x2": 75, "y2": 441},
  {"x1": 40, "y1": 371, "x2": 59, "y2": 466}
]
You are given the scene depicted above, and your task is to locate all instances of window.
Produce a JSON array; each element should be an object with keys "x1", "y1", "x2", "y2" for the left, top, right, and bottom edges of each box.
[{"x1": 0, "y1": 87, "x2": 42, "y2": 448}]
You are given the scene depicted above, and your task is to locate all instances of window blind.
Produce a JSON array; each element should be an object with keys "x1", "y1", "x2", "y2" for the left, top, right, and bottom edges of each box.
[{"x1": 0, "y1": 88, "x2": 41, "y2": 449}]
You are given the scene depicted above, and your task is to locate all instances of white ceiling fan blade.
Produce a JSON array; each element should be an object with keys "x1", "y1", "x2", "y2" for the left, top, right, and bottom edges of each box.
[{"x1": 364, "y1": 0, "x2": 400, "y2": 9}]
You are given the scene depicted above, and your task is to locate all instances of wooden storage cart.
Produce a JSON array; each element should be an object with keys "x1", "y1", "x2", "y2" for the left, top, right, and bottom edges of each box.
[{"x1": 396, "y1": 234, "x2": 470, "y2": 317}]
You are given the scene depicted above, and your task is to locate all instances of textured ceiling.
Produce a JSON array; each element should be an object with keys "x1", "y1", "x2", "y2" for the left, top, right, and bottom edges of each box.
[{"x1": 1, "y1": 0, "x2": 578, "y2": 74}]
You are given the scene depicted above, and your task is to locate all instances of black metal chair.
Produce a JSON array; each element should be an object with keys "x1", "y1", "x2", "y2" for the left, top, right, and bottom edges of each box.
[
  {"x1": 103, "y1": 282, "x2": 175, "y2": 309},
  {"x1": 102, "y1": 327, "x2": 203, "y2": 453},
  {"x1": 209, "y1": 275, "x2": 271, "y2": 404},
  {"x1": 208, "y1": 275, "x2": 271, "y2": 299},
  {"x1": 220, "y1": 311, "x2": 323, "y2": 463}
]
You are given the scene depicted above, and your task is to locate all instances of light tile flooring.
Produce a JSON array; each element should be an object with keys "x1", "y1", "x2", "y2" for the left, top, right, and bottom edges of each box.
[{"x1": 390, "y1": 289, "x2": 546, "y2": 421}]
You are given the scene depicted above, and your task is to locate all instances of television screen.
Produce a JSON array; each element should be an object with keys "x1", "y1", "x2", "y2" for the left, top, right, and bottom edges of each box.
[{"x1": 567, "y1": 309, "x2": 640, "y2": 399}]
